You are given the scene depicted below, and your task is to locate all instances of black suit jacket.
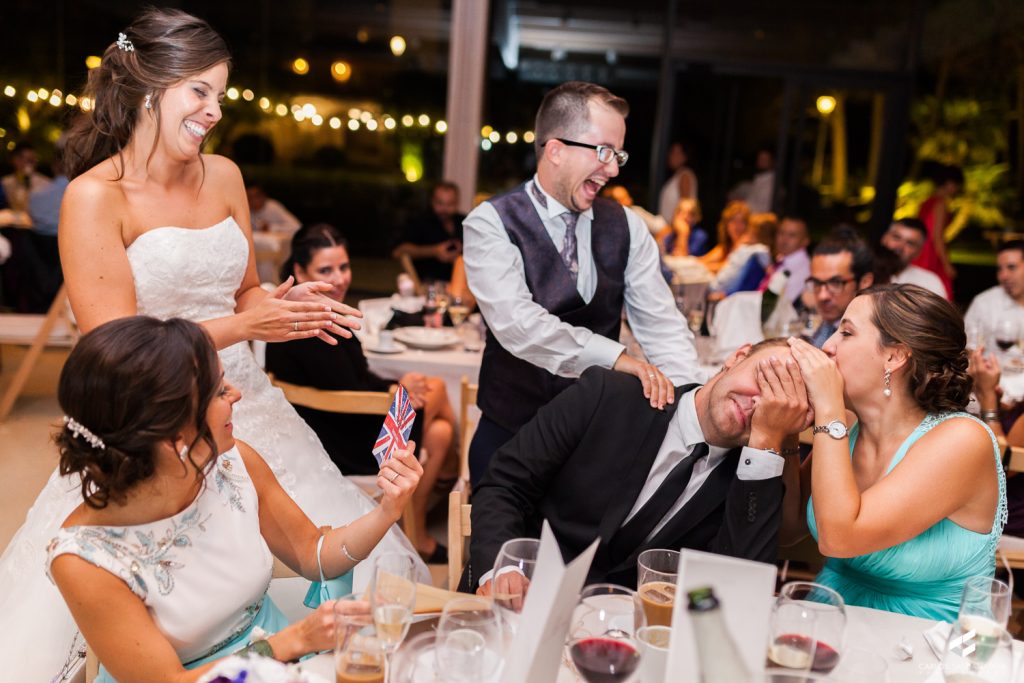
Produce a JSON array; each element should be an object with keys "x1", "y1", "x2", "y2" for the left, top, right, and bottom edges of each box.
[{"x1": 462, "y1": 366, "x2": 784, "y2": 591}]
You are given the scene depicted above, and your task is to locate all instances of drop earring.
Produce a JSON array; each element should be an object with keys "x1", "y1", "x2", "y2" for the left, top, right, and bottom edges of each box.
[
  {"x1": 178, "y1": 444, "x2": 188, "y2": 461},
  {"x1": 883, "y1": 368, "x2": 892, "y2": 397},
  {"x1": 144, "y1": 94, "x2": 152, "y2": 110}
]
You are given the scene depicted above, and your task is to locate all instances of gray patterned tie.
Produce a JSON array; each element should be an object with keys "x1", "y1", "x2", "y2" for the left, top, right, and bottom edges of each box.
[{"x1": 530, "y1": 182, "x2": 579, "y2": 282}]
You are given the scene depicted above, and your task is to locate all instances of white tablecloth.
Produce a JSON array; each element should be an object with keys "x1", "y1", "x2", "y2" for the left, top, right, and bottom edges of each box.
[
  {"x1": 297, "y1": 604, "x2": 1012, "y2": 682},
  {"x1": 365, "y1": 345, "x2": 481, "y2": 414}
]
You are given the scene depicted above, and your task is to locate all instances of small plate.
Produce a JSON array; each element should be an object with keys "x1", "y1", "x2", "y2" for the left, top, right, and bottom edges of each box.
[
  {"x1": 393, "y1": 326, "x2": 461, "y2": 350},
  {"x1": 364, "y1": 340, "x2": 408, "y2": 354}
]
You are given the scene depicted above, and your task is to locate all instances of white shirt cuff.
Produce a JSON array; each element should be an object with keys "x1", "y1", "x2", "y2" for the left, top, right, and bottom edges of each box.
[
  {"x1": 477, "y1": 564, "x2": 527, "y2": 588},
  {"x1": 577, "y1": 334, "x2": 626, "y2": 375},
  {"x1": 735, "y1": 446, "x2": 785, "y2": 480}
]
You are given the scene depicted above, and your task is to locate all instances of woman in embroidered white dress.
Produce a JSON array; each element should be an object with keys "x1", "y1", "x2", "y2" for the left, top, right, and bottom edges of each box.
[
  {"x1": 0, "y1": 8, "x2": 426, "y2": 680},
  {"x1": 48, "y1": 316, "x2": 423, "y2": 682}
]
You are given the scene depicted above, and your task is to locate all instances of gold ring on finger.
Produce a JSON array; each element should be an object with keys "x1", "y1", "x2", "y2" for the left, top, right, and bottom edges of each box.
[
  {"x1": 293, "y1": 322, "x2": 299, "y2": 332},
  {"x1": 389, "y1": 471, "x2": 400, "y2": 482}
]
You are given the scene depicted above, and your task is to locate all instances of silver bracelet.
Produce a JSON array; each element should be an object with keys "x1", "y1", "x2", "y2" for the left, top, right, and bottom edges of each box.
[
  {"x1": 982, "y1": 410, "x2": 1000, "y2": 423},
  {"x1": 342, "y1": 542, "x2": 366, "y2": 563}
]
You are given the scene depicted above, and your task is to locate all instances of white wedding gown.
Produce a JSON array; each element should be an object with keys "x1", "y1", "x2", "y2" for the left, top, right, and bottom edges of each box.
[{"x1": 0, "y1": 216, "x2": 428, "y2": 681}]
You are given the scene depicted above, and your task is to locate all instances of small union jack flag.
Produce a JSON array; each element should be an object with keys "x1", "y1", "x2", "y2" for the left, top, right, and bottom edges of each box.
[{"x1": 372, "y1": 384, "x2": 416, "y2": 466}]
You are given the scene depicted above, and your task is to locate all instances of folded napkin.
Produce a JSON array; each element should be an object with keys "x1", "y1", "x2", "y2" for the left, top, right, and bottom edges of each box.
[{"x1": 710, "y1": 291, "x2": 764, "y2": 357}]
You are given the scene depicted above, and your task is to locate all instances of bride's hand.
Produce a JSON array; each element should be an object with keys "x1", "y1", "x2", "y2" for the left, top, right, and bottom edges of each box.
[
  {"x1": 243, "y1": 278, "x2": 351, "y2": 344},
  {"x1": 377, "y1": 443, "x2": 423, "y2": 523},
  {"x1": 787, "y1": 336, "x2": 845, "y2": 414},
  {"x1": 284, "y1": 280, "x2": 362, "y2": 324}
]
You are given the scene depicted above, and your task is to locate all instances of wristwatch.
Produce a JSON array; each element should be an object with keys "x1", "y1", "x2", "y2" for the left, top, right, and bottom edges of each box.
[{"x1": 813, "y1": 419, "x2": 848, "y2": 440}]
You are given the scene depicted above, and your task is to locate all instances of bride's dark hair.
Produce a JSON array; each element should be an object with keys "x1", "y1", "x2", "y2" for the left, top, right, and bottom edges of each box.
[
  {"x1": 64, "y1": 7, "x2": 231, "y2": 179},
  {"x1": 55, "y1": 316, "x2": 222, "y2": 509}
]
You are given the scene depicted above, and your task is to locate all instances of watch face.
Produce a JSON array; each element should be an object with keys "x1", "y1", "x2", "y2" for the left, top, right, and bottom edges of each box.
[{"x1": 827, "y1": 421, "x2": 847, "y2": 439}]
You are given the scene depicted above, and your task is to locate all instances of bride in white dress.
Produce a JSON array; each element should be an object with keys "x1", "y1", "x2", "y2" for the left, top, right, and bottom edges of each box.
[{"x1": 0, "y1": 8, "x2": 427, "y2": 680}]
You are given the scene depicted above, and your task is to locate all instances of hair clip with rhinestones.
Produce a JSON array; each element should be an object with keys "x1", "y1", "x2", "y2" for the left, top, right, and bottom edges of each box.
[
  {"x1": 116, "y1": 32, "x2": 134, "y2": 52},
  {"x1": 63, "y1": 416, "x2": 106, "y2": 450}
]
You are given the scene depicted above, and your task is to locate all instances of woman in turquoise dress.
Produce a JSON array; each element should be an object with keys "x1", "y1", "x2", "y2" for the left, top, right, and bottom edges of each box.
[
  {"x1": 784, "y1": 284, "x2": 1006, "y2": 621},
  {"x1": 45, "y1": 316, "x2": 424, "y2": 682}
]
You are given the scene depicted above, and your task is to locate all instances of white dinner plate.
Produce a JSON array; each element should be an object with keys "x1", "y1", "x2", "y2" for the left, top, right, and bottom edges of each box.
[
  {"x1": 393, "y1": 326, "x2": 461, "y2": 350},
  {"x1": 364, "y1": 340, "x2": 408, "y2": 354}
]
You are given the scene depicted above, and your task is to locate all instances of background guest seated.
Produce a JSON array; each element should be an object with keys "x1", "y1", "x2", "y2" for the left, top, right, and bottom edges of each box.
[
  {"x1": 879, "y1": 218, "x2": 947, "y2": 298},
  {"x1": 48, "y1": 316, "x2": 422, "y2": 682},
  {"x1": 463, "y1": 339, "x2": 807, "y2": 593},
  {"x1": 784, "y1": 284, "x2": 1005, "y2": 621},
  {"x1": 246, "y1": 184, "x2": 301, "y2": 235},
  {"x1": 712, "y1": 211, "x2": 776, "y2": 294},
  {"x1": 391, "y1": 180, "x2": 464, "y2": 283},
  {"x1": 804, "y1": 227, "x2": 874, "y2": 348},
  {"x1": 656, "y1": 197, "x2": 709, "y2": 258},
  {"x1": 965, "y1": 240, "x2": 1024, "y2": 347},
  {"x1": 265, "y1": 223, "x2": 457, "y2": 562},
  {"x1": 699, "y1": 200, "x2": 750, "y2": 275}
]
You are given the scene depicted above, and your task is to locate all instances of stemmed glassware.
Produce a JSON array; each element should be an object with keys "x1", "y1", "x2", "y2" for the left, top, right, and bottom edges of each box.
[
  {"x1": 490, "y1": 538, "x2": 539, "y2": 641},
  {"x1": 766, "y1": 598, "x2": 818, "y2": 673},
  {"x1": 369, "y1": 552, "x2": 418, "y2": 679},
  {"x1": 435, "y1": 597, "x2": 504, "y2": 682},
  {"x1": 769, "y1": 582, "x2": 846, "y2": 675},
  {"x1": 566, "y1": 584, "x2": 646, "y2": 683},
  {"x1": 941, "y1": 576, "x2": 1014, "y2": 682}
]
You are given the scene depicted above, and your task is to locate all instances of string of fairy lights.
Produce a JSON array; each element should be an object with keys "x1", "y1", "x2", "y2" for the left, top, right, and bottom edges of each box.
[{"x1": 0, "y1": 80, "x2": 537, "y2": 153}]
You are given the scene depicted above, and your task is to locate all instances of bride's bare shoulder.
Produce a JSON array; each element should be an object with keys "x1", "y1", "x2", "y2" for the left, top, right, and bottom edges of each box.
[
  {"x1": 202, "y1": 153, "x2": 244, "y2": 185},
  {"x1": 63, "y1": 160, "x2": 126, "y2": 220}
]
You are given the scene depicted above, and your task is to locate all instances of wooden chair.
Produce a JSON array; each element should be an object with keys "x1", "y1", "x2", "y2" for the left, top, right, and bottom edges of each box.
[
  {"x1": 447, "y1": 488, "x2": 472, "y2": 590},
  {"x1": 0, "y1": 284, "x2": 78, "y2": 421},
  {"x1": 269, "y1": 376, "x2": 421, "y2": 548},
  {"x1": 458, "y1": 376, "x2": 479, "y2": 487},
  {"x1": 397, "y1": 254, "x2": 424, "y2": 295},
  {"x1": 777, "y1": 535, "x2": 826, "y2": 584}
]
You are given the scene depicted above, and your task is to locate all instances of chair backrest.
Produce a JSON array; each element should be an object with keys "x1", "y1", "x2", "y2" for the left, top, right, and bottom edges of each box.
[
  {"x1": 459, "y1": 376, "x2": 479, "y2": 486},
  {"x1": 998, "y1": 436, "x2": 1024, "y2": 475},
  {"x1": 447, "y1": 488, "x2": 472, "y2": 590},
  {"x1": 398, "y1": 254, "x2": 424, "y2": 295}
]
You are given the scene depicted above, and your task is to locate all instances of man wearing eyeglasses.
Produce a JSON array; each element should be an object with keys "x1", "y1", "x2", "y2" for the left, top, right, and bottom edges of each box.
[
  {"x1": 463, "y1": 81, "x2": 700, "y2": 487},
  {"x1": 805, "y1": 227, "x2": 875, "y2": 348}
]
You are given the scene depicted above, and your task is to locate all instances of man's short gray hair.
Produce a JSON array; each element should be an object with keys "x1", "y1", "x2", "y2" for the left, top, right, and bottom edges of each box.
[{"x1": 534, "y1": 81, "x2": 629, "y2": 158}]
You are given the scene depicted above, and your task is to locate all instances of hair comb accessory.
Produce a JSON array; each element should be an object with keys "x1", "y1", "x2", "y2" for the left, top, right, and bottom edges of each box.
[
  {"x1": 116, "y1": 32, "x2": 134, "y2": 52},
  {"x1": 63, "y1": 416, "x2": 106, "y2": 450}
]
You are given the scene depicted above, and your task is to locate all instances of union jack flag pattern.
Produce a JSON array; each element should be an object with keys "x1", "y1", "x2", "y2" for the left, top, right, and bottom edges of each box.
[{"x1": 372, "y1": 384, "x2": 416, "y2": 466}]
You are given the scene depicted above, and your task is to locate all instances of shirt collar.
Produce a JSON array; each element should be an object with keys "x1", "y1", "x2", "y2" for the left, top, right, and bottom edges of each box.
[
  {"x1": 531, "y1": 174, "x2": 595, "y2": 221},
  {"x1": 676, "y1": 387, "x2": 732, "y2": 461}
]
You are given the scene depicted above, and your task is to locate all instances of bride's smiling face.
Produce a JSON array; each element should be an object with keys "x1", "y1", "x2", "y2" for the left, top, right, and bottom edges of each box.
[{"x1": 153, "y1": 62, "x2": 228, "y2": 160}]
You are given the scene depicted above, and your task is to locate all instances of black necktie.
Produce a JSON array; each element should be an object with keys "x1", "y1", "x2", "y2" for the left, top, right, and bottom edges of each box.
[{"x1": 610, "y1": 442, "x2": 709, "y2": 556}]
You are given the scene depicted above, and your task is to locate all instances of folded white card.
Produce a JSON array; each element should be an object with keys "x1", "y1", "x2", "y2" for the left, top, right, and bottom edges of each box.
[
  {"x1": 664, "y1": 549, "x2": 778, "y2": 682},
  {"x1": 500, "y1": 521, "x2": 599, "y2": 683}
]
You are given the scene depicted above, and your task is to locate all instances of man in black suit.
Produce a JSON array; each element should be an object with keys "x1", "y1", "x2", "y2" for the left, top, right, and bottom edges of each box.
[{"x1": 464, "y1": 338, "x2": 809, "y2": 593}]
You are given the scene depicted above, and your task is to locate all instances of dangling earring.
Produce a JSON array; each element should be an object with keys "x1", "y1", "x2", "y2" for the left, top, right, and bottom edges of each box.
[
  {"x1": 883, "y1": 368, "x2": 892, "y2": 397},
  {"x1": 178, "y1": 444, "x2": 188, "y2": 461},
  {"x1": 144, "y1": 94, "x2": 152, "y2": 110}
]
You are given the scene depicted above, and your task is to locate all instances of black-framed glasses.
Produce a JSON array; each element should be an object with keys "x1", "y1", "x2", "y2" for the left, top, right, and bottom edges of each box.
[
  {"x1": 544, "y1": 138, "x2": 629, "y2": 167},
  {"x1": 804, "y1": 276, "x2": 856, "y2": 294}
]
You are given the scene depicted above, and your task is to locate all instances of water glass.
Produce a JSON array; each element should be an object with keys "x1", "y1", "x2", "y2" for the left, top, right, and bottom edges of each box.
[
  {"x1": 959, "y1": 576, "x2": 1012, "y2": 628},
  {"x1": 335, "y1": 603, "x2": 386, "y2": 683},
  {"x1": 491, "y1": 538, "x2": 539, "y2": 639},
  {"x1": 567, "y1": 584, "x2": 646, "y2": 683},
  {"x1": 435, "y1": 597, "x2": 503, "y2": 682},
  {"x1": 767, "y1": 599, "x2": 818, "y2": 672},
  {"x1": 941, "y1": 619, "x2": 1014, "y2": 682},
  {"x1": 636, "y1": 549, "x2": 680, "y2": 628},
  {"x1": 774, "y1": 582, "x2": 845, "y2": 674},
  {"x1": 636, "y1": 625, "x2": 671, "y2": 683},
  {"x1": 389, "y1": 632, "x2": 439, "y2": 683}
]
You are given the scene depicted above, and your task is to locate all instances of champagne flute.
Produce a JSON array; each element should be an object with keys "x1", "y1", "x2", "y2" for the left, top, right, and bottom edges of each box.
[
  {"x1": 435, "y1": 597, "x2": 504, "y2": 682},
  {"x1": 369, "y1": 552, "x2": 418, "y2": 678},
  {"x1": 490, "y1": 538, "x2": 539, "y2": 641},
  {"x1": 567, "y1": 584, "x2": 646, "y2": 683},
  {"x1": 636, "y1": 549, "x2": 679, "y2": 628},
  {"x1": 335, "y1": 604, "x2": 387, "y2": 683},
  {"x1": 941, "y1": 619, "x2": 1013, "y2": 682},
  {"x1": 448, "y1": 295, "x2": 470, "y2": 327},
  {"x1": 774, "y1": 582, "x2": 845, "y2": 674}
]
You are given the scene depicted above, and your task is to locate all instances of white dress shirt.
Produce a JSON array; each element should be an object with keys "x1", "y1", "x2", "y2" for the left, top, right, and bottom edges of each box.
[
  {"x1": 965, "y1": 285, "x2": 1024, "y2": 344},
  {"x1": 478, "y1": 388, "x2": 784, "y2": 585},
  {"x1": 250, "y1": 198, "x2": 301, "y2": 235},
  {"x1": 463, "y1": 175, "x2": 699, "y2": 385},
  {"x1": 624, "y1": 388, "x2": 784, "y2": 541},
  {"x1": 891, "y1": 264, "x2": 946, "y2": 299},
  {"x1": 778, "y1": 248, "x2": 810, "y2": 303}
]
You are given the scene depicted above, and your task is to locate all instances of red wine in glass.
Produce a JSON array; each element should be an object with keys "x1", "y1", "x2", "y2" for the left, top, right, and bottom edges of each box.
[
  {"x1": 569, "y1": 637, "x2": 641, "y2": 683},
  {"x1": 996, "y1": 338, "x2": 1016, "y2": 352},
  {"x1": 770, "y1": 634, "x2": 840, "y2": 673}
]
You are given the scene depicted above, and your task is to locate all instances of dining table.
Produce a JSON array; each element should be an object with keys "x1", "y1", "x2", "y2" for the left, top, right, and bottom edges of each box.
[{"x1": 296, "y1": 601, "x2": 1018, "y2": 682}]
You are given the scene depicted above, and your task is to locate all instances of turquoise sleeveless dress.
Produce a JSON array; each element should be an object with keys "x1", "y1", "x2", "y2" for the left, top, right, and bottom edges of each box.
[{"x1": 807, "y1": 412, "x2": 1007, "y2": 621}]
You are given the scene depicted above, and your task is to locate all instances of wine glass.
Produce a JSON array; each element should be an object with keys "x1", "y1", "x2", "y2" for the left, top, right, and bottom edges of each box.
[
  {"x1": 941, "y1": 619, "x2": 1014, "y2": 682},
  {"x1": 567, "y1": 584, "x2": 646, "y2": 683},
  {"x1": 636, "y1": 549, "x2": 679, "y2": 628},
  {"x1": 435, "y1": 597, "x2": 504, "y2": 682},
  {"x1": 490, "y1": 538, "x2": 539, "y2": 640},
  {"x1": 335, "y1": 604, "x2": 387, "y2": 683},
  {"x1": 389, "y1": 632, "x2": 439, "y2": 683},
  {"x1": 766, "y1": 599, "x2": 818, "y2": 673},
  {"x1": 775, "y1": 582, "x2": 845, "y2": 674},
  {"x1": 686, "y1": 298, "x2": 706, "y2": 335},
  {"x1": 369, "y1": 552, "x2": 418, "y2": 673},
  {"x1": 959, "y1": 576, "x2": 1012, "y2": 629},
  {"x1": 994, "y1": 320, "x2": 1018, "y2": 355},
  {"x1": 448, "y1": 295, "x2": 470, "y2": 327}
]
